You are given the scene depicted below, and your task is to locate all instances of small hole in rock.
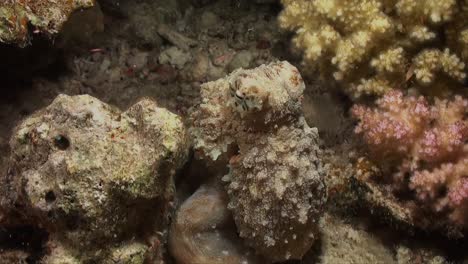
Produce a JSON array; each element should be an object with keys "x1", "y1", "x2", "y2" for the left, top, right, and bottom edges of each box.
[
  {"x1": 54, "y1": 135, "x2": 70, "y2": 150},
  {"x1": 45, "y1": 191, "x2": 56, "y2": 203}
]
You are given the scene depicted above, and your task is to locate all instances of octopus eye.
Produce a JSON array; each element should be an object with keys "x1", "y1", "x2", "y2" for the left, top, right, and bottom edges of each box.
[{"x1": 235, "y1": 91, "x2": 244, "y2": 100}]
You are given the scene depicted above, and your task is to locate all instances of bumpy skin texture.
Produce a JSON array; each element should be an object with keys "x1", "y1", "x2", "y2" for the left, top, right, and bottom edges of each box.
[
  {"x1": 191, "y1": 61, "x2": 305, "y2": 161},
  {"x1": 352, "y1": 90, "x2": 468, "y2": 232},
  {"x1": 190, "y1": 61, "x2": 327, "y2": 262},
  {"x1": 169, "y1": 183, "x2": 262, "y2": 264},
  {"x1": 0, "y1": 0, "x2": 95, "y2": 46},
  {"x1": 2, "y1": 94, "x2": 188, "y2": 262},
  {"x1": 279, "y1": 0, "x2": 467, "y2": 98},
  {"x1": 226, "y1": 121, "x2": 326, "y2": 261}
]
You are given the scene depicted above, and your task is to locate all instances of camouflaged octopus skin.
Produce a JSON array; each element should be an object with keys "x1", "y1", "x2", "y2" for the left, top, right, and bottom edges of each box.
[
  {"x1": 2, "y1": 94, "x2": 188, "y2": 263},
  {"x1": 190, "y1": 61, "x2": 327, "y2": 262}
]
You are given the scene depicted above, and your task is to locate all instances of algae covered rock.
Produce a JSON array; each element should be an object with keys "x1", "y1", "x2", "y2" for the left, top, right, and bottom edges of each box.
[
  {"x1": 2, "y1": 94, "x2": 188, "y2": 262},
  {"x1": 190, "y1": 61, "x2": 327, "y2": 262},
  {"x1": 0, "y1": 0, "x2": 95, "y2": 46},
  {"x1": 169, "y1": 182, "x2": 263, "y2": 264}
]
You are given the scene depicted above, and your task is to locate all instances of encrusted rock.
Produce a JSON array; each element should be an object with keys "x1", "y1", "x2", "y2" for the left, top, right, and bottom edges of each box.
[
  {"x1": 2, "y1": 94, "x2": 188, "y2": 262},
  {"x1": 0, "y1": 0, "x2": 95, "y2": 46}
]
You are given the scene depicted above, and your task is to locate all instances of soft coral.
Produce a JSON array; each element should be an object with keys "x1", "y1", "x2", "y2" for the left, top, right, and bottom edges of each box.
[{"x1": 352, "y1": 90, "x2": 468, "y2": 228}]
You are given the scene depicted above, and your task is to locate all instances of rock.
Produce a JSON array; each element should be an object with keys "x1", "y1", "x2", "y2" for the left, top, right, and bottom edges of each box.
[
  {"x1": 58, "y1": 2, "x2": 104, "y2": 48},
  {"x1": 126, "y1": 1, "x2": 181, "y2": 47},
  {"x1": 395, "y1": 245, "x2": 447, "y2": 264},
  {"x1": 151, "y1": 64, "x2": 178, "y2": 83},
  {"x1": 130, "y1": 8, "x2": 164, "y2": 47},
  {"x1": 199, "y1": 11, "x2": 221, "y2": 30},
  {"x1": 317, "y1": 213, "x2": 395, "y2": 264},
  {"x1": 189, "y1": 0, "x2": 217, "y2": 8},
  {"x1": 208, "y1": 41, "x2": 234, "y2": 67},
  {"x1": 108, "y1": 67, "x2": 123, "y2": 83},
  {"x1": 0, "y1": 0, "x2": 95, "y2": 46},
  {"x1": 105, "y1": 243, "x2": 149, "y2": 264},
  {"x1": 256, "y1": 39, "x2": 271, "y2": 50},
  {"x1": 157, "y1": 24, "x2": 197, "y2": 51},
  {"x1": 228, "y1": 50, "x2": 254, "y2": 72},
  {"x1": 197, "y1": 10, "x2": 224, "y2": 36},
  {"x1": 1, "y1": 95, "x2": 189, "y2": 263},
  {"x1": 169, "y1": 183, "x2": 263, "y2": 264},
  {"x1": 188, "y1": 52, "x2": 210, "y2": 82},
  {"x1": 126, "y1": 51, "x2": 149, "y2": 72},
  {"x1": 0, "y1": 250, "x2": 29, "y2": 264},
  {"x1": 159, "y1": 47, "x2": 192, "y2": 69},
  {"x1": 207, "y1": 65, "x2": 226, "y2": 82},
  {"x1": 99, "y1": 58, "x2": 112, "y2": 72}
]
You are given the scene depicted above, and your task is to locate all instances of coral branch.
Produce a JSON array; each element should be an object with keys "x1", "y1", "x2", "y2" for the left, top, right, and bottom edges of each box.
[{"x1": 352, "y1": 90, "x2": 468, "y2": 229}]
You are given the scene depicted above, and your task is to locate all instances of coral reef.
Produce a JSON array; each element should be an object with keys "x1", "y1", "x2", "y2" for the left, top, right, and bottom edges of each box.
[
  {"x1": 0, "y1": 0, "x2": 95, "y2": 46},
  {"x1": 352, "y1": 90, "x2": 468, "y2": 232},
  {"x1": 279, "y1": 0, "x2": 467, "y2": 98},
  {"x1": 2, "y1": 0, "x2": 467, "y2": 262},
  {"x1": 190, "y1": 61, "x2": 327, "y2": 262},
  {"x1": 279, "y1": 0, "x2": 468, "y2": 238},
  {"x1": 169, "y1": 182, "x2": 262, "y2": 264},
  {"x1": 0, "y1": 94, "x2": 188, "y2": 262}
]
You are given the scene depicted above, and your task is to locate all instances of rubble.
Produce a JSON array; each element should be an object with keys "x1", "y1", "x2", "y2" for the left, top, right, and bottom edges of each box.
[
  {"x1": 157, "y1": 24, "x2": 197, "y2": 51},
  {"x1": 1, "y1": 95, "x2": 188, "y2": 262}
]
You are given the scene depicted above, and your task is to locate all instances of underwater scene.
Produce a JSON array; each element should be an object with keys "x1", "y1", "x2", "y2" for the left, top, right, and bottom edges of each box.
[{"x1": 0, "y1": 0, "x2": 467, "y2": 263}]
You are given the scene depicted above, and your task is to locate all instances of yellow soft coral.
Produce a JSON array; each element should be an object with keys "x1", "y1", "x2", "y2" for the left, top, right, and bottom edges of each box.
[{"x1": 280, "y1": 0, "x2": 467, "y2": 98}]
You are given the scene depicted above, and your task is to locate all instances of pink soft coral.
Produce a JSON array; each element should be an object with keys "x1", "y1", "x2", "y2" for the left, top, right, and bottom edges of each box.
[
  {"x1": 352, "y1": 90, "x2": 431, "y2": 156},
  {"x1": 352, "y1": 90, "x2": 468, "y2": 228}
]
